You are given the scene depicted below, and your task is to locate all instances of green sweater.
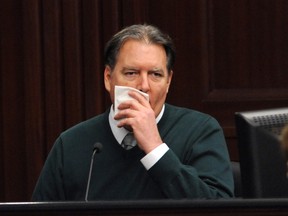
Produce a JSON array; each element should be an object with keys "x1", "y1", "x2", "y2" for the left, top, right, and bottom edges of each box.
[{"x1": 32, "y1": 104, "x2": 234, "y2": 201}]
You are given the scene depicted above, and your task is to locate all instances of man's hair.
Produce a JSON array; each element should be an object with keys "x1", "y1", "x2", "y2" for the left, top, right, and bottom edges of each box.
[{"x1": 104, "y1": 24, "x2": 175, "y2": 73}]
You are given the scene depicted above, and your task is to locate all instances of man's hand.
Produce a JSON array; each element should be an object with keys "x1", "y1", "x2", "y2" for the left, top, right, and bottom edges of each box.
[{"x1": 114, "y1": 91, "x2": 163, "y2": 153}]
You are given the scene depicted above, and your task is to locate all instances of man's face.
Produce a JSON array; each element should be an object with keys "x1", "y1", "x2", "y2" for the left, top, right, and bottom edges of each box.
[{"x1": 104, "y1": 39, "x2": 173, "y2": 117}]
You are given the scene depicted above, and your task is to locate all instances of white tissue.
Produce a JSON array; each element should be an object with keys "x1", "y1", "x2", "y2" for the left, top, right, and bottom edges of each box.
[{"x1": 114, "y1": 85, "x2": 149, "y2": 115}]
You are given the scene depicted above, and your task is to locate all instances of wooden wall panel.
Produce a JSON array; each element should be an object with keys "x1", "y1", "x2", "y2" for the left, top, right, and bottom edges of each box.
[
  {"x1": 202, "y1": 0, "x2": 288, "y2": 159},
  {"x1": 0, "y1": 0, "x2": 111, "y2": 201},
  {"x1": 145, "y1": 0, "x2": 210, "y2": 109},
  {"x1": 22, "y1": 0, "x2": 44, "y2": 200},
  {"x1": 1, "y1": 0, "x2": 288, "y2": 201},
  {"x1": 209, "y1": 0, "x2": 288, "y2": 89},
  {"x1": 82, "y1": 0, "x2": 107, "y2": 118},
  {"x1": 1, "y1": 0, "x2": 27, "y2": 201},
  {"x1": 42, "y1": 0, "x2": 65, "y2": 153},
  {"x1": 62, "y1": 0, "x2": 84, "y2": 128}
]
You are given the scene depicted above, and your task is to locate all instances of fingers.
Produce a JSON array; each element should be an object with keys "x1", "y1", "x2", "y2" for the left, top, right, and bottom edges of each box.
[
  {"x1": 128, "y1": 91, "x2": 150, "y2": 106},
  {"x1": 114, "y1": 90, "x2": 151, "y2": 129},
  {"x1": 115, "y1": 91, "x2": 149, "y2": 116},
  {"x1": 115, "y1": 108, "x2": 146, "y2": 130}
]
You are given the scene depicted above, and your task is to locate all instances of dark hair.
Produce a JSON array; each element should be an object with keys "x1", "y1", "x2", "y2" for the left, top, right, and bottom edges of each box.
[{"x1": 104, "y1": 24, "x2": 175, "y2": 73}]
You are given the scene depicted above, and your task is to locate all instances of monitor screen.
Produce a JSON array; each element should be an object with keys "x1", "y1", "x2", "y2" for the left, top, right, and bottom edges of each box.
[{"x1": 235, "y1": 108, "x2": 288, "y2": 198}]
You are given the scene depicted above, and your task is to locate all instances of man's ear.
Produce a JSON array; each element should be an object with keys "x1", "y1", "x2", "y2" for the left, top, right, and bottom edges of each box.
[
  {"x1": 166, "y1": 70, "x2": 173, "y2": 93},
  {"x1": 104, "y1": 66, "x2": 112, "y2": 92}
]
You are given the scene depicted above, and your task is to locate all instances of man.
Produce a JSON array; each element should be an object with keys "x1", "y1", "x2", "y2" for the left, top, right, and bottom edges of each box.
[{"x1": 32, "y1": 24, "x2": 234, "y2": 201}]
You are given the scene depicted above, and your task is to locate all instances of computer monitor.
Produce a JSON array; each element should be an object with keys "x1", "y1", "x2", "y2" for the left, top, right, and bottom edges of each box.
[{"x1": 235, "y1": 108, "x2": 288, "y2": 198}]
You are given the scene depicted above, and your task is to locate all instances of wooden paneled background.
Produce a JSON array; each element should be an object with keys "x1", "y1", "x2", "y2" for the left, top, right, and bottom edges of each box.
[{"x1": 1, "y1": 0, "x2": 288, "y2": 201}]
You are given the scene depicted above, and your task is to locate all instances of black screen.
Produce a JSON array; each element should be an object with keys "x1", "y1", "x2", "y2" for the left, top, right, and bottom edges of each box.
[{"x1": 235, "y1": 108, "x2": 288, "y2": 198}]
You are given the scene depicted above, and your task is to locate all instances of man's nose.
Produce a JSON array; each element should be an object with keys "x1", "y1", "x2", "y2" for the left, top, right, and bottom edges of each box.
[{"x1": 138, "y1": 73, "x2": 150, "y2": 93}]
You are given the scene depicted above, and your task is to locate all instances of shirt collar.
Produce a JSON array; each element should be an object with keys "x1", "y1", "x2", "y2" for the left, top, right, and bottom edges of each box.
[{"x1": 108, "y1": 104, "x2": 165, "y2": 144}]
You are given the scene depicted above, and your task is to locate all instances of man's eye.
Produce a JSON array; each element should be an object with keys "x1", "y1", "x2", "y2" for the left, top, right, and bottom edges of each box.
[
  {"x1": 153, "y1": 72, "x2": 163, "y2": 77},
  {"x1": 125, "y1": 71, "x2": 137, "y2": 76},
  {"x1": 150, "y1": 72, "x2": 163, "y2": 78}
]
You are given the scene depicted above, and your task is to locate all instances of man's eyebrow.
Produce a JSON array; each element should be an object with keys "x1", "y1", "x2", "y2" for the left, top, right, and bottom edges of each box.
[
  {"x1": 122, "y1": 67, "x2": 139, "y2": 71},
  {"x1": 149, "y1": 68, "x2": 164, "y2": 73},
  {"x1": 120, "y1": 67, "x2": 138, "y2": 73},
  {"x1": 121, "y1": 67, "x2": 164, "y2": 73}
]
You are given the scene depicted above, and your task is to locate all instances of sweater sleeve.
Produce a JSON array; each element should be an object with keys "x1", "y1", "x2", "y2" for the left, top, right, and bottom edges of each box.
[
  {"x1": 147, "y1": 117, "x2": 234, "y2": 199},
  {"x1": 31, "y1": 137, "x2": 65, "y2": 201}
]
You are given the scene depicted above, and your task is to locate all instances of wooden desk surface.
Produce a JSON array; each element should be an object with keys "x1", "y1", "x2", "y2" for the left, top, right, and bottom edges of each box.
[{"x1": 1, "y1": 198, "x2": 288, "y2": 216}]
